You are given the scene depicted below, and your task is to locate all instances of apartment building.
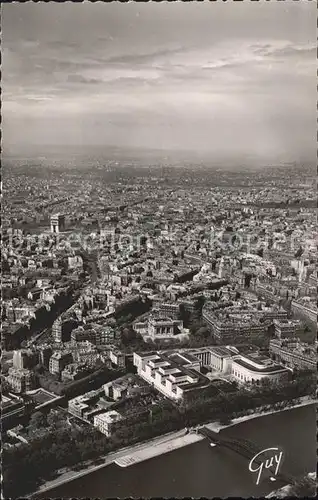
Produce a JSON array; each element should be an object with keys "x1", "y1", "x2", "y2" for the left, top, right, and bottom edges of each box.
[
  {"x1": 49, "y1": 351, "x2": 73, "y2": 375},
  {"x1": 202, "y1": 305, "x2": 265, "y2": 344},
  {"x1": 152, "y1": 302, "x2": 180, "y2": 319},
  {"x1": 269, "y1": 338, "x2": 317, "y2": 370},
  {"x1": 7, "y1": 368, "x2": 37, "y2": 393},
  {"x1": 93, "y1": 410, "x2": 123, "y2": 437},
  {"x1": 273, "y1": 319, "x2": 302, "y2": 339},
  {"x1": 109, "y1": 348, "x2": 125, "y2": 368}
]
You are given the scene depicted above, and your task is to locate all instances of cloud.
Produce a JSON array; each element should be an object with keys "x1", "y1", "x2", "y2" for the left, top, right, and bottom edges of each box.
[
  {"x1": 2, "y1": 1, "x2": 316, "y2": 161},
  {"x1": 105, "y1": 45, "x2": 187, "y2": 65},
  {"x1": 253, "y1": 42, "x2": 316, "y2": 59},
  {"x1": 66, "y1": 74, "x2": 101, "y2": 85}
]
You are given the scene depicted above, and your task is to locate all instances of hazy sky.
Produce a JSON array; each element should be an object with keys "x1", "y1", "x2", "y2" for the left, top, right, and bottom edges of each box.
[{"x1": 3, "y1": 1, "x2": 316, "y2": 161}]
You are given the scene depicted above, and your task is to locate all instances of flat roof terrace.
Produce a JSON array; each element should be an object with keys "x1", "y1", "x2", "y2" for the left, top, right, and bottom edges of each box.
[
  {"x1": 169, "y1": 353, "x2": 200, "y2": 365},
  {"x1": 169, "y1": 354, "x2": 188, "y2": 366},
  {"x1": 233, "y1": 357, "x2": 286, "y2": 373},
  {"x1": 29, "y1": 388, "x2": 58, "y2": 406}
]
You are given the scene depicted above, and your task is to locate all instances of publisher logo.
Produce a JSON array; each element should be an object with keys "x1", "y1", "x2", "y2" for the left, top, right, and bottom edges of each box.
[{"x1": 249, "y1": 447, "x2": 284, "y2": 486}]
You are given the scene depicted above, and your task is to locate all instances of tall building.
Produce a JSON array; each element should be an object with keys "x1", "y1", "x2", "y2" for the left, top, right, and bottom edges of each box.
[
  {"x1": 13, "y1": 350, "x2": 29, "y2": 369},
  {"x1": 49, "y1": 351, "x2": 73, "y2": 375},
  {"x1": 13, "y1": 349, "x2": 39, "y2": 370},
  {"x1": 38, "y1": 345, "x2": 53, "y2": 368},
  {"x1": 50, "y1": 214, "x2": 65, "y2": 234},
  {"x1": 52, "y1": 318, "x2": 63, "y2": 343}
]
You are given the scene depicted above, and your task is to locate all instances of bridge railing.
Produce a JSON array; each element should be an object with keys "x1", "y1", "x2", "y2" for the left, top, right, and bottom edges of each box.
[{"x1": 200, "y1": 427, "x2": 296, "y2": 485}]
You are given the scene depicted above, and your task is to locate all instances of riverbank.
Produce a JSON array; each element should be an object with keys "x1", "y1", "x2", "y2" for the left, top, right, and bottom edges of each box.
[
  {"x1": 31, "y1": 397, "x2": 316, "y2": 497},
  {"x1": 266, "y1": 472, "x2": 317, "y2": 498},
  {"x1": 205, "y1": 395, "x2": 317, "y2": 433},
  {"x1": 32, "y1": 428, "x2": 193, "y2": 496},
  {"x1": 114, "y1": 433, "x2": 204, "y2": 468}
]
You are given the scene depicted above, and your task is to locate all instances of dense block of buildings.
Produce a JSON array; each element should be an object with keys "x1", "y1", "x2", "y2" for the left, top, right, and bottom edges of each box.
[
  {"x1": 61, "y1": 362, "x2": 90, "y2": 382},
  {"x1": 202, "y1": 299, "x2": 290, "y2": 344},
  {"x1": 269, "y1": 338, "x2": 317, "y2": 370},
  {"x1": 273, "y1": 319, "x2": 302, "y2": 339},
  {"x1": 202, "y1": 303, "x2": 265, "y2": 344},
  {"x1": 291, "y1": 299, "x2": 317, "y2": 323},
  {"x1": 70, "y1": 325, "x2": 116, "y2": 345}
]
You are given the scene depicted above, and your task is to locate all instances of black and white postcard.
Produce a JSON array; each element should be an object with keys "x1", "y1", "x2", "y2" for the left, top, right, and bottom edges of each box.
[{"x1": 2, "y1": 1, "x2": 317, "y2": 499}]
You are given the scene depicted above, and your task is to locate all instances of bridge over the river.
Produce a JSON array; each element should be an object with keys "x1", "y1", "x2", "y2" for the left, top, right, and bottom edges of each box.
[{"x1": 198, "y1": 426, "x2": 295, "y2": 486}]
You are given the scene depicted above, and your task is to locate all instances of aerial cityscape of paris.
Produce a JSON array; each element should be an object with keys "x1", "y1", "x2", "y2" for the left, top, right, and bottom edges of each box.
[{"x1": 1, "y1": 1, "x2": 317, "y2": 499}]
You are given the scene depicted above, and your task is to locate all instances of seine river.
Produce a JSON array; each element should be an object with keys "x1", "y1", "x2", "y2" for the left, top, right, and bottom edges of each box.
[{"x1": 40, "y1": 405, "x2": 316, "y2": 498}]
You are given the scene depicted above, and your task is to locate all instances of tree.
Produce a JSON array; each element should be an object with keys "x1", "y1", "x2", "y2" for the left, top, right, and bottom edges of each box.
[
  {"x1": 1, "y1": 378, "x2": 11, "y2": 393},
  {"x1": 196, "y1": 295, "x2": 206, "y2": 311},
  {"x1": 294, "y1": 246, "x2": 304, "y2": 258},
  {"x1": 190, "y1": 319, "x2": 202, "y2": 335},
  {"x1": 34, "y1": 363, "x2": 45, "y2": 375},
  {"x1": 47, "y1": 410, "x2": 63, "y2": 430},
  {"x1": 256, "y1": 247, "x2": 264, "y2": 258},
  {"x1": 244, "y1": 274, "x2": 252, "y2": 288},
  {"x1": 2, "y1": 288, "x2": 15, "y2": 300},
  {"x1": 121, "y1": 326, "x2": 136, "y2": 344},
  {"x1": 195, "y1": 326, "x2": 210, "y2": 338},
  {"x1": 266, "y1": 323, "x2": 275, "y2": 338},
  {"x1": 28, "y1": 411, "x2": 47, "y2": 431},
  {"x1": 218, "y1": 414, "x2": 232, "y2": 426}
]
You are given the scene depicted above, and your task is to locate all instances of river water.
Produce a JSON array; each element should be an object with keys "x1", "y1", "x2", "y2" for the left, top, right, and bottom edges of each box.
[{"x1": 39, "y1": 405, "x2": 316, "y2": 498}]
